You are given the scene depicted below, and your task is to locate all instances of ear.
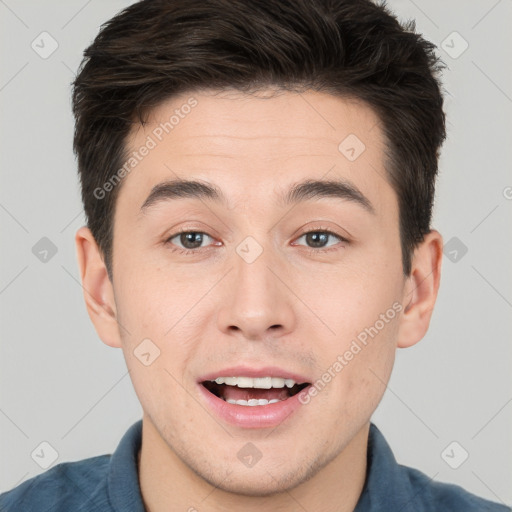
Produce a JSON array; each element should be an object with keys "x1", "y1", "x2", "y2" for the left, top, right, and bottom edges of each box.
[
  {"x1": 397, "y1": 229, "x2": 443, "y2": 348},
  {"x1": 74, "y1": 226, "x2": 122, "y2": 348}
]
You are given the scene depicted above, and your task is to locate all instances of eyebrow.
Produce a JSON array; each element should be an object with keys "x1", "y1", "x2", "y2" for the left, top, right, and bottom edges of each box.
[{"x1": 139, "y1": 176, "x2": 375, "y2": 215}]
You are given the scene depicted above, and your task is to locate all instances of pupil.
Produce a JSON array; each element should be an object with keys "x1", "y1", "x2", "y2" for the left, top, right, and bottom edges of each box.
[
  {"x1": 307, "y1": 232, "x2": 327, "y2": 248},
  {"x1": 181, "y1": 232, "x2": 203, "y2": 249},
  {"x1": 180, "y1": 232, "x2": 329, "y2": 250}
]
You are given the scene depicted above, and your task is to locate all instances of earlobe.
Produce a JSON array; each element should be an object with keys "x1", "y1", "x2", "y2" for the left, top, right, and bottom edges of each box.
[
  {"x1": 397, "y1": 230, "x2": 443, "y2": 349},
  {"x1": 75, "y1": 226, "x2": 122, "y2": 348}
]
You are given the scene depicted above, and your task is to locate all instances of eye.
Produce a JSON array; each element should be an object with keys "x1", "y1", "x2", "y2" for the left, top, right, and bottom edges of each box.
[
  {"x1": 292, "y1": 229, "x2": 348, "y2": 252},
  {"x1": 165, "y1": 230, "x2": 217, "y2": 253},
  {"x1": 164, "y1": 228, "x2": 348, "y2": 256}
]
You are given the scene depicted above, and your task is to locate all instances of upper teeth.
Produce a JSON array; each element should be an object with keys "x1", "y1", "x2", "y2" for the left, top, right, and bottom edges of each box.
[{"x1": 212, "y1": 376, "x2": 298, "y2": 389}]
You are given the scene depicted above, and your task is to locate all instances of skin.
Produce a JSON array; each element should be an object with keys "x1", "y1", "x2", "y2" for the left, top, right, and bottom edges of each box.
[{"x1": 75, "y1": 89, "x2": 443, "y2": 512}]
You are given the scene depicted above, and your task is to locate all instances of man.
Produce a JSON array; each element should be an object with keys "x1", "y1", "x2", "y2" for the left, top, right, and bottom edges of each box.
[{"x1": 1, "y1": 0, "x2": 509, "y2": 510}]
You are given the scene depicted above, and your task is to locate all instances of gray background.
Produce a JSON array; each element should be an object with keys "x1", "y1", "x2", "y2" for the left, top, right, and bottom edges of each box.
[{"x1": 1, "y1": 0, "x2": 511, "y2": 506}]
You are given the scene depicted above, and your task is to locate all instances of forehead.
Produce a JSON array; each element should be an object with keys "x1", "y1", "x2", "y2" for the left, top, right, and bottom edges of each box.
[{"x1": 118, "y1": 89, "x2": 395, "y2": 219}]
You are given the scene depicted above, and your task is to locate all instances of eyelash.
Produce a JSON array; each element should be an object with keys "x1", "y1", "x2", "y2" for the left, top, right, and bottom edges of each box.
[{"x1": 164, "y1": 228, "x2": 349, "y2": 256}]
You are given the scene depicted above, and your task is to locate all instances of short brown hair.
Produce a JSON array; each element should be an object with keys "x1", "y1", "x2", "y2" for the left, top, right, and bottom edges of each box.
[{"x1": 72, "y1": 0, "x2": 446, "y2": 279}]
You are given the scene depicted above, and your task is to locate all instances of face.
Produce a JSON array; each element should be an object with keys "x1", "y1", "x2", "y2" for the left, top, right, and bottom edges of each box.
[{"x1": 106, "y1": 89, "x2": 407, "y2": 493}]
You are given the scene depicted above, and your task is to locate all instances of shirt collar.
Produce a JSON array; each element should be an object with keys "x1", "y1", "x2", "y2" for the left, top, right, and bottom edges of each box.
[
  {"x1": 355, "y1": 423, "x2": 418, "y2": 512},
  {"x1": 108, "y1": 419, "x2": 146, "y2": 512}
]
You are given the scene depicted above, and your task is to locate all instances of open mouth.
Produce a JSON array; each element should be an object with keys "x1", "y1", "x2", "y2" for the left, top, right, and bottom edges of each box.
[{"x1": 201, "y1": 376, "x2": 310, "y2": 406}]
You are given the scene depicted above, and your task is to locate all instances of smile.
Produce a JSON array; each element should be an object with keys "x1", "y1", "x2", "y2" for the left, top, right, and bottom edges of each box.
[
  {"x1": 198, "y1": 369, "x2": 312, "y2": 428},
  {"x1": 202, "y1": 376, "x2": 310, "y2": 406}
]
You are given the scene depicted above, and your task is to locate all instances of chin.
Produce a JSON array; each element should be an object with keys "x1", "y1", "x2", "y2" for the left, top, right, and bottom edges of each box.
[
  {"x1": 205, "y1": 467, "x2": 311, "y2": 497},
  {"x1": 190, "y1": 448, "x2": 329, "y2": 498}
]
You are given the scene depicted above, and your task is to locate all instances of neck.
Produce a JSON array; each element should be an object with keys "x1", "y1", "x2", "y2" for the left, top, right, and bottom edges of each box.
[{"x1": 138, "y1": 417, "x2": 369, "y2": 512}]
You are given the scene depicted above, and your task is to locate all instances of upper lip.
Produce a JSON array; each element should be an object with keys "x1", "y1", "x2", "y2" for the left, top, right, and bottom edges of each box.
[{"x1": 198, "y1": 365, "x2": 311, "y2": 384}]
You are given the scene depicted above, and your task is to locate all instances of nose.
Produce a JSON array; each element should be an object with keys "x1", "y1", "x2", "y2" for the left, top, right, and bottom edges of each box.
[{"x1": 216, "y1": 239, "x2": 297, "y2": 341}]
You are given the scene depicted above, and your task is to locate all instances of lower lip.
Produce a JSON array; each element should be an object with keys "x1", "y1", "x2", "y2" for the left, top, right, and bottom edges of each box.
[{"x1": 198, "y1": 383, "x2": 310, "y2": 429}]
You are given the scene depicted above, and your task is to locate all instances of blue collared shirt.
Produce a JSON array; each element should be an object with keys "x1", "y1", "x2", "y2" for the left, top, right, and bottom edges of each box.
[{"x1": 1, "y1": 420, "x2": 509, "y2": 511}]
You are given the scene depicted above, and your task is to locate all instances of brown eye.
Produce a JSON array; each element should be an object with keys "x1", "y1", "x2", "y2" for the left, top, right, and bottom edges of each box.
[
  {"x1": 294, "y1": 230, "x2": 346, "y2": 250},
  {"x1": 165, "y1": 231, "x2": 215, "y2": 252}
]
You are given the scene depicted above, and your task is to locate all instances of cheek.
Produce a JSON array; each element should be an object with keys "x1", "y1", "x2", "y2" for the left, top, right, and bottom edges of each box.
[
  {"x1": 307, "y1": 260, "x2": 402, "y2": 340},
  {"x1": 113, "y1": 259, "x2": 215, "y2": 390},
  {"x1": 306, "y1": 260, "x2": 402, "y2": 406},
  {"x1": 114, "y1": 256, "x2": 198, "y2": 334},
  {"x1": 317, "y1": 316, "x2": 398, "y2": 427}
]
